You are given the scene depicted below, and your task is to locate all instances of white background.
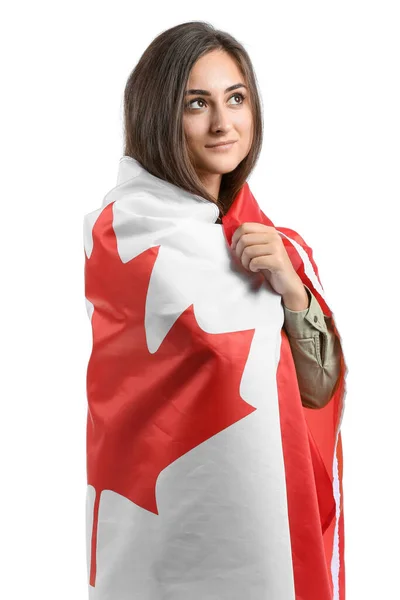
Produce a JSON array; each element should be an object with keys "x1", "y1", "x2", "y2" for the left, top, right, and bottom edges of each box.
[{"x1": 2, "y1": 1, "x2": 399, "y2": 598}]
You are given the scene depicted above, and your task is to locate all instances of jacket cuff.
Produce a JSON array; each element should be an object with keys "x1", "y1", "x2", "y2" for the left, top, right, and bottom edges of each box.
[{"x1": 283, "y1": 285, "x2": 328, "y2": 339}]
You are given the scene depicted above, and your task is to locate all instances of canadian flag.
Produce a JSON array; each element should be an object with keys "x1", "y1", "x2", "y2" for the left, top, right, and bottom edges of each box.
[{"x1": 83, "y1": 156, "x2": 347, "y2": 600}]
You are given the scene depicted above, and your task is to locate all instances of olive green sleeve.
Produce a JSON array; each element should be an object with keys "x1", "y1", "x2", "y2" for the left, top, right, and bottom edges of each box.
[{"x1": 282, "y1": 285, "x2": 342, "y2": 410}]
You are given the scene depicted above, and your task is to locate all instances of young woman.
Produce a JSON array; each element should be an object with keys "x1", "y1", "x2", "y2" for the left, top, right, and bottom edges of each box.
[{"x1": 83, "y1": 20, "x2": 347, "y2": 600}]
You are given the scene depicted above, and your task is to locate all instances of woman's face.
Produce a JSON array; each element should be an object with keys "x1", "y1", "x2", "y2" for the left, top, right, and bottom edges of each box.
[{"x1": 183, "y1": 49, "x2": 253, "y2": 183}]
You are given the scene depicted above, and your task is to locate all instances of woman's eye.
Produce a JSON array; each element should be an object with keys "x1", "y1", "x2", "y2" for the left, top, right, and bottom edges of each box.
[
  {"x1": 185, "y1": 93, "x2": 246, "y2": 110},
  {"x1": 228, "y1": 93, "x2": 245, "y2": 105},
  {"x1": 187, "y1": 98, "x2": 207, "y2": 109}
]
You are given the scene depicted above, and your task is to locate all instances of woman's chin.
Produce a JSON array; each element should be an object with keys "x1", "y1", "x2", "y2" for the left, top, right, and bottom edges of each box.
[{"x1": 198, "y1": 154, "x2": 242, "y2": 174}]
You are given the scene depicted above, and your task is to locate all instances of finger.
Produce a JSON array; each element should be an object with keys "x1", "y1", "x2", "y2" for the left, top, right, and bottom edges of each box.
[
  {"x1": 231, "y1": 223, "x2": 269, "y2": 248},
  {"x1": 230, "y1": 227, "x2": 243, "y2": 250},
  {"x1": 234, "y1": 234, "x2": 274, "y2": 256},
  {"x1": 240, "y1": 244, "x2": 272, "y2": 270},
  {"x1": 249, "y1": 254, "x2": 275, "y2": 273},
  {"x1": 231, "y1": 224, "x2": 277, "y2": 250}
]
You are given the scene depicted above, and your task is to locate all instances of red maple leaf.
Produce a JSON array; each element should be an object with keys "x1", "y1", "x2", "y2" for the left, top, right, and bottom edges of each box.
[{"x1": 85, "y1": 202, "x2": 257, "y2": 586}]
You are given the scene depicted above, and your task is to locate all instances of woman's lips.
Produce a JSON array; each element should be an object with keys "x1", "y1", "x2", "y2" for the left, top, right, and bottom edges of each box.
[{"x1": 206, "y1": 141, "x2": 237, "y2": 151}]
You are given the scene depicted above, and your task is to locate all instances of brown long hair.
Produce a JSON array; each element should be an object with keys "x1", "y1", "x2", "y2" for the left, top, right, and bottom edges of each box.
[{"x1": 123, "y1": 20, "x2": 263, "y2": 217}]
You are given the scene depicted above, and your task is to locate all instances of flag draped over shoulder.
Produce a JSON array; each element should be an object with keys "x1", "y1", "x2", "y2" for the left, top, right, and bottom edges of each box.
[{"x1": 83, "y1": 156, "x2": 348, "y2": 600}]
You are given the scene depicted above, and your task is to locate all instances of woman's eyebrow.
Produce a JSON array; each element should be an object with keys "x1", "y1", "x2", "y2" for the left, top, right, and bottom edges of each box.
[{"x1": 184, "y1": 83, "x2": 248, "y2": 96}]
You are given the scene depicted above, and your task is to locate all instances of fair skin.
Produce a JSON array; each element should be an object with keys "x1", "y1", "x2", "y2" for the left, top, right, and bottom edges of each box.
[
  {"x1": 182, "y1": 49, "x2": 309, "y2": 311},
  {"x1": 182, "y1": 49, "x2": 253, "y2": 200}
]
